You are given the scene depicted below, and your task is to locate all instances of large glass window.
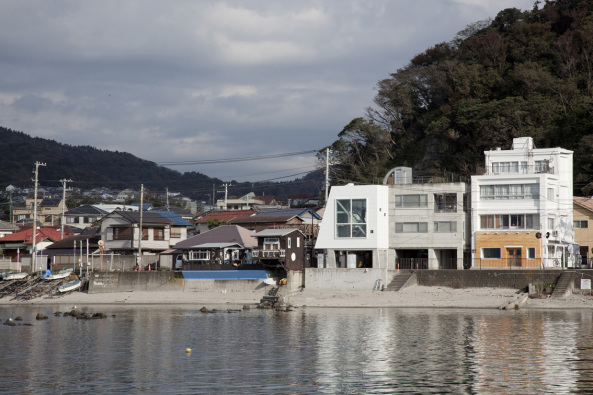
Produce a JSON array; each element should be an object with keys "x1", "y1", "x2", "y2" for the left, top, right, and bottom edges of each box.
[
  {"x1": 480, "y1": 184, "x2": 539, "y2": 200},
  {"x1": 480, "y1": 214, "x2": 539, "y2": 230},
  {"x1": 395, "y1": 194, "x2": 428, "y2": 207},
  {"x1": 336, "y1": 199, "x2": 367, "y2": 238}
]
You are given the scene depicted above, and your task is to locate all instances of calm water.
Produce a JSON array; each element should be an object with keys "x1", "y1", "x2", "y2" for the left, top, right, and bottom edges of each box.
[{"x1": 1, "y1": 304, "x2": 593, "y2": 394}]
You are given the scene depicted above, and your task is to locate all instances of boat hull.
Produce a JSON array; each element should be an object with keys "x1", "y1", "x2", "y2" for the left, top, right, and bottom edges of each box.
[
  {"x1": 3, "y1": 272, "x2": 28, "y2": 280},
  {"x1": 58, "y1": 279, "x2": 82, "y2": 293},
  {"x1": 46, "y1": 269, "x2": 74, "y2": 280}
]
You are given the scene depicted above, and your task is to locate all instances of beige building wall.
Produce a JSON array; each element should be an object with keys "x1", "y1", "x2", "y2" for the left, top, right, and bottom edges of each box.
[
  {"x1": 475, "y1": 231, "x2": 542, "y2": 269},
  {"x1": 573, "y1": 204, "x2": 593, "y2": 264}
]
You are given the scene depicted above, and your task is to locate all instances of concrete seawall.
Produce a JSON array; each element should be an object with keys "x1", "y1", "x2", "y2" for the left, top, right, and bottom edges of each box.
[
  {"x1": 88, "y1": 272, "x2": 269, "y2": 293},
  {"x1": 416, "y1": 270, "x2": 563, "y2": 289},
  {"x1": 87, "y1": 269, "x2": 586, "y2": 294},
  {"x1": 88, "y1": 272, "x2": 182, "y2": 293}
]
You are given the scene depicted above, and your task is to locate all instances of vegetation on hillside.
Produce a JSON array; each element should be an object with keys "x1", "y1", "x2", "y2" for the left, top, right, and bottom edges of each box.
[
  {"x1": 0, "y1": 127, "x2": 323, "y2": 201},
  {"x1": 321, "y1": 0, "x2": 593, "y2": 195}
]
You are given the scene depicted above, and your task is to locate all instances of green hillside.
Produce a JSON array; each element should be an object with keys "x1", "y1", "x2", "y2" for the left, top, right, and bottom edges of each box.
[
  {"x1": 0, "y1": 126, "x2": 322, "y2": 201},
  {"x1": 324, "y1": 0, "x2": 593, "y2": 195}
]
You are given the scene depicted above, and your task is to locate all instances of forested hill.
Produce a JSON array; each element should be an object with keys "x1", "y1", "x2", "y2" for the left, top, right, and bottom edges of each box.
[
  {"x1": 0, "y1": 127, "x2": 322, "y2": 200},
  {"x1": 324, "y1": 0, "x2": 593, "y2": 195}
]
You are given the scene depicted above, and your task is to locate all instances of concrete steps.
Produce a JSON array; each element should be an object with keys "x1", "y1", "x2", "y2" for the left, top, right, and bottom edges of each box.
[
  {"x1": 551, "y1": 271, "x2": 575, "y2": 299},
  {"x1": 385, "y1": 271, "x2": 416, "y2": 292}
]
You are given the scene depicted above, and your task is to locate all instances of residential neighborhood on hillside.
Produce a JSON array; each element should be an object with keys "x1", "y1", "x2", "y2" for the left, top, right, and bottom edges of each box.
[{"x1": 0, "y1": 137, "x2": 591, "y2": 288}]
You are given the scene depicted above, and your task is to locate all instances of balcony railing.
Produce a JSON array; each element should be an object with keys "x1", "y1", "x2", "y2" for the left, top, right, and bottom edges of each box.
[{"x1": 252, "y1": 249, "x2": 286, "y2": 259}]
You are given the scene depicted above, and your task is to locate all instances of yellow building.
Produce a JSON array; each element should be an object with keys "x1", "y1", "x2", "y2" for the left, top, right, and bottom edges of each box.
[{"x1": 573, "y1": 196, "x2": 593, "y2": 267}]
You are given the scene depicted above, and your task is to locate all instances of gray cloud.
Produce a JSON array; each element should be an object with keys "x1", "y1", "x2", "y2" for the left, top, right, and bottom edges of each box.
[{"x1": 0, "y1": 0, "x2": 535, "y2": 182}]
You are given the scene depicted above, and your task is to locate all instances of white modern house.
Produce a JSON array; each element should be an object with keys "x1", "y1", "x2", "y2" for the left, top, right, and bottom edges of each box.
[
  {"x1": 470, "y1": 137, "x2": 576, "y2": 268},
  {"x1": 313, "y1": 169, "x2": 471, "y2": 289},
  {"x1": 315, "y1": 184, "x2": 390, "y2": 270}
]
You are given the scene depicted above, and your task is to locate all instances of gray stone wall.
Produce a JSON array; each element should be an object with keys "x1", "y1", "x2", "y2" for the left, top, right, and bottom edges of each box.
[{"x1": 416, "y1": 270, "x2": 562, "y2": 289}]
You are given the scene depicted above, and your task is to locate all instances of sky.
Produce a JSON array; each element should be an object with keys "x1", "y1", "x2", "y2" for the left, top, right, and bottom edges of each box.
[{"x1": 0, "y1": 0, "x2": 536, "y2": 184}]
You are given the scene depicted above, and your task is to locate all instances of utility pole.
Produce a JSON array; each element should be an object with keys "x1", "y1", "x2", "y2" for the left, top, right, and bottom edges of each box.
[
  {"x1": 325, "y1": 147, "x2": 331, "y2": 202},
  {"x1": 165, "y1": 187, "x2": 170, "y2": 210},
  {"x1": 138, "y1": 184, "x2": 144, "y2": 268},
  {"x1": 60, "y1": 178, "x2": 73, "y2": 239},
  {"x1": 222, "y1": 183, "x2": 232, "y2": 210},
  {"x1": 31, "y1": 161, "x2": 46, "y2": 272},
  {"x1": 9, "y1": 190, "x2": 13, "y2": 225}
]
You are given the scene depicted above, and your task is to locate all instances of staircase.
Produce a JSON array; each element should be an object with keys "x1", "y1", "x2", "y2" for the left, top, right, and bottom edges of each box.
[
  {"x1": 551, "y1": 271, "x2": 575, "y2": 299},
  {"x1": 384, "y1": 271, "x2": 416, "y2": 292}
]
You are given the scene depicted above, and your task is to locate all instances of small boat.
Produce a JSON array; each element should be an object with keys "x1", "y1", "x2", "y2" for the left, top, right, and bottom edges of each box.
[
  {"x1": 45, "y1": 268, "x2": 74, "y2": 280},
  {"x1": 58, "y1": 279, "x2": 82, "y2": 293},
  {"x1": 3, "y1": 272, "x2": 28, "y2": 280}
]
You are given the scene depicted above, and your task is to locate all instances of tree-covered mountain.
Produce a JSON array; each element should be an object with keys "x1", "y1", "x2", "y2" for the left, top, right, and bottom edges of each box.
[
  {"x1": 0, "y1": 126, "x2": 322, "y2": 201},
  {"x1": 322, "y1": 0, "x2": 593, "y2": 195}
]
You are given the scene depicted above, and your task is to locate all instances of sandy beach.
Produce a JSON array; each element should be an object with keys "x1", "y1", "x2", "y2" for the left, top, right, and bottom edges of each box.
[{"x1": 2, "y1": 285, "x2": 593, "y2": 309}]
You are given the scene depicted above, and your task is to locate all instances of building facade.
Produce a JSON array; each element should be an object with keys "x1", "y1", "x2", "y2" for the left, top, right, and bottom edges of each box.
[{"x1": 470, "y1": 137, "x2": 575, "y2": 268}]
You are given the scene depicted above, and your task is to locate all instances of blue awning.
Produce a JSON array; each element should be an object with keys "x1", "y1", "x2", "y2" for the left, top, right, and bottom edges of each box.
[{"x1": 182, "y1": 270, "x2": 268, "y2": 280}]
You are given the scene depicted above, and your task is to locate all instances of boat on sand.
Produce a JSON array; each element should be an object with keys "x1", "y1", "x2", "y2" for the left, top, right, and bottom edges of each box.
[
  {"x1": 58, "y1": 279, "x2": 82, "y2": 293},
  {"x1": 2, "y1": 272, "x2": 28, "y2": 280},
  {"x1": 45, "y1": 268, "x2": 73, "y2": 280}
]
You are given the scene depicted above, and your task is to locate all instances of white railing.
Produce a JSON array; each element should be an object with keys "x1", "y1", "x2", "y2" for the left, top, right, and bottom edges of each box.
[{"x1": 252, "y1": 250, "x2": 285, "y2": 258}]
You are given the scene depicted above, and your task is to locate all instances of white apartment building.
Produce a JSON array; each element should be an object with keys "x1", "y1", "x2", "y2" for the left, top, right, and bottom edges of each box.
[{"x1": 470, "y1": 137, "x2": 576, "y2": 268}]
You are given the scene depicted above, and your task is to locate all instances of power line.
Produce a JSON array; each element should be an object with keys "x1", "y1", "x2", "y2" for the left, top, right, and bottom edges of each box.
[{"x1": 156, "y1": 150, "x2": 318, "y2": 166}]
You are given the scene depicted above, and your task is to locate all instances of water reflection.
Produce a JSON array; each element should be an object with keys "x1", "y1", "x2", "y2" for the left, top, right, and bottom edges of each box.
[{"x1": 1, "y1": 306, "x2": 592, "y2": 394}]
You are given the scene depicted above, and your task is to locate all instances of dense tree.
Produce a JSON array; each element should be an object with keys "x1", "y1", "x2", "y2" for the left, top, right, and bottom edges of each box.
[{"x1": 321, "y1": 0, "x2": 593, "y2": 195}]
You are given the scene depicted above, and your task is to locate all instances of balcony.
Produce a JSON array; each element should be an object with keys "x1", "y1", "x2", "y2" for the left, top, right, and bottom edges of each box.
[{"x1": 252, "y1": 249, "x2": 286, "y2": 259}]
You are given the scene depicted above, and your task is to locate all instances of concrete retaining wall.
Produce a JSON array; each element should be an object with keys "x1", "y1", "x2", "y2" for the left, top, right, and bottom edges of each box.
[
  {"x1": 416, "y1": 270, "x2": 561, "y2": 289},
  {"x1": 89, "y1": 272, "x2": 182, "y2": 293},
  {"x1": 89, "y1": 271, "x2": 272, "y2": 293},
  {"x1": 87, "y1": 268, "x2": 589, "y2": 294},
  {"x1": 183, "y1": 279, "x2": 269, "y2": 293},
  {"x1": 304, "y1": 268, "x2": 390, "y2": 291}
]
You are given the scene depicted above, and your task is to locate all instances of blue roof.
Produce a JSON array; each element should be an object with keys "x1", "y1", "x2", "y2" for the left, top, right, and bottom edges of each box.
[{"x1": 149, "y1": 210, "x2": 192, "y2": 226}]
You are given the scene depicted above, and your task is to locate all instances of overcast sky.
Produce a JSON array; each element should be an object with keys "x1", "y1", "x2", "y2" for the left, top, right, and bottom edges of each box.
[{"x1": 0, "y1": 0, "x2": 535, "y2": 184}]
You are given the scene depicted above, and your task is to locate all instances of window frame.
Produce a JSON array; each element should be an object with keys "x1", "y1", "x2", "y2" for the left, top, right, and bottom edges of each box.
[
  {"x1": 113, "y1": 227, "x2": 133, "y2": 240},
  {"x1": 434, "y1": 221, "x2": 457, "y2": 233},
  {"x1": 481, "y1": 247, "x2": 501, "y2": 259},
  {"x1": 395, "y1": 222, "x2": 428, "y2": 233},
  {"x1": 574, "y1": 220, "x2": 588, "y2": 229},
  {"x1": 336, "y1": 198, "x2": 367, "y2": 238}
]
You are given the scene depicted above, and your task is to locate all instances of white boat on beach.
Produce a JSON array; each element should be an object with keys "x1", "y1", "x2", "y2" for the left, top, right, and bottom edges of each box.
[
  {"x1": 58, "y1": 279, "x2": 82, "y2": 293},
  {"x1": 3, "y1": 272, "x2": 28, "y2": 280},
  {"x1": 45, "y1": 268, "x2": 73, "y2": 280}
]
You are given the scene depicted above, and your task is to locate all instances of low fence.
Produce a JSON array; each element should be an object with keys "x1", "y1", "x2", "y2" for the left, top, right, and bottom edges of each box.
[
  {"x1": 473, "y1": 258, "x2": 582, "y2": 270},
  {"x1": 396, "y1": 258, "x2": 464, "y2": 270}
]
